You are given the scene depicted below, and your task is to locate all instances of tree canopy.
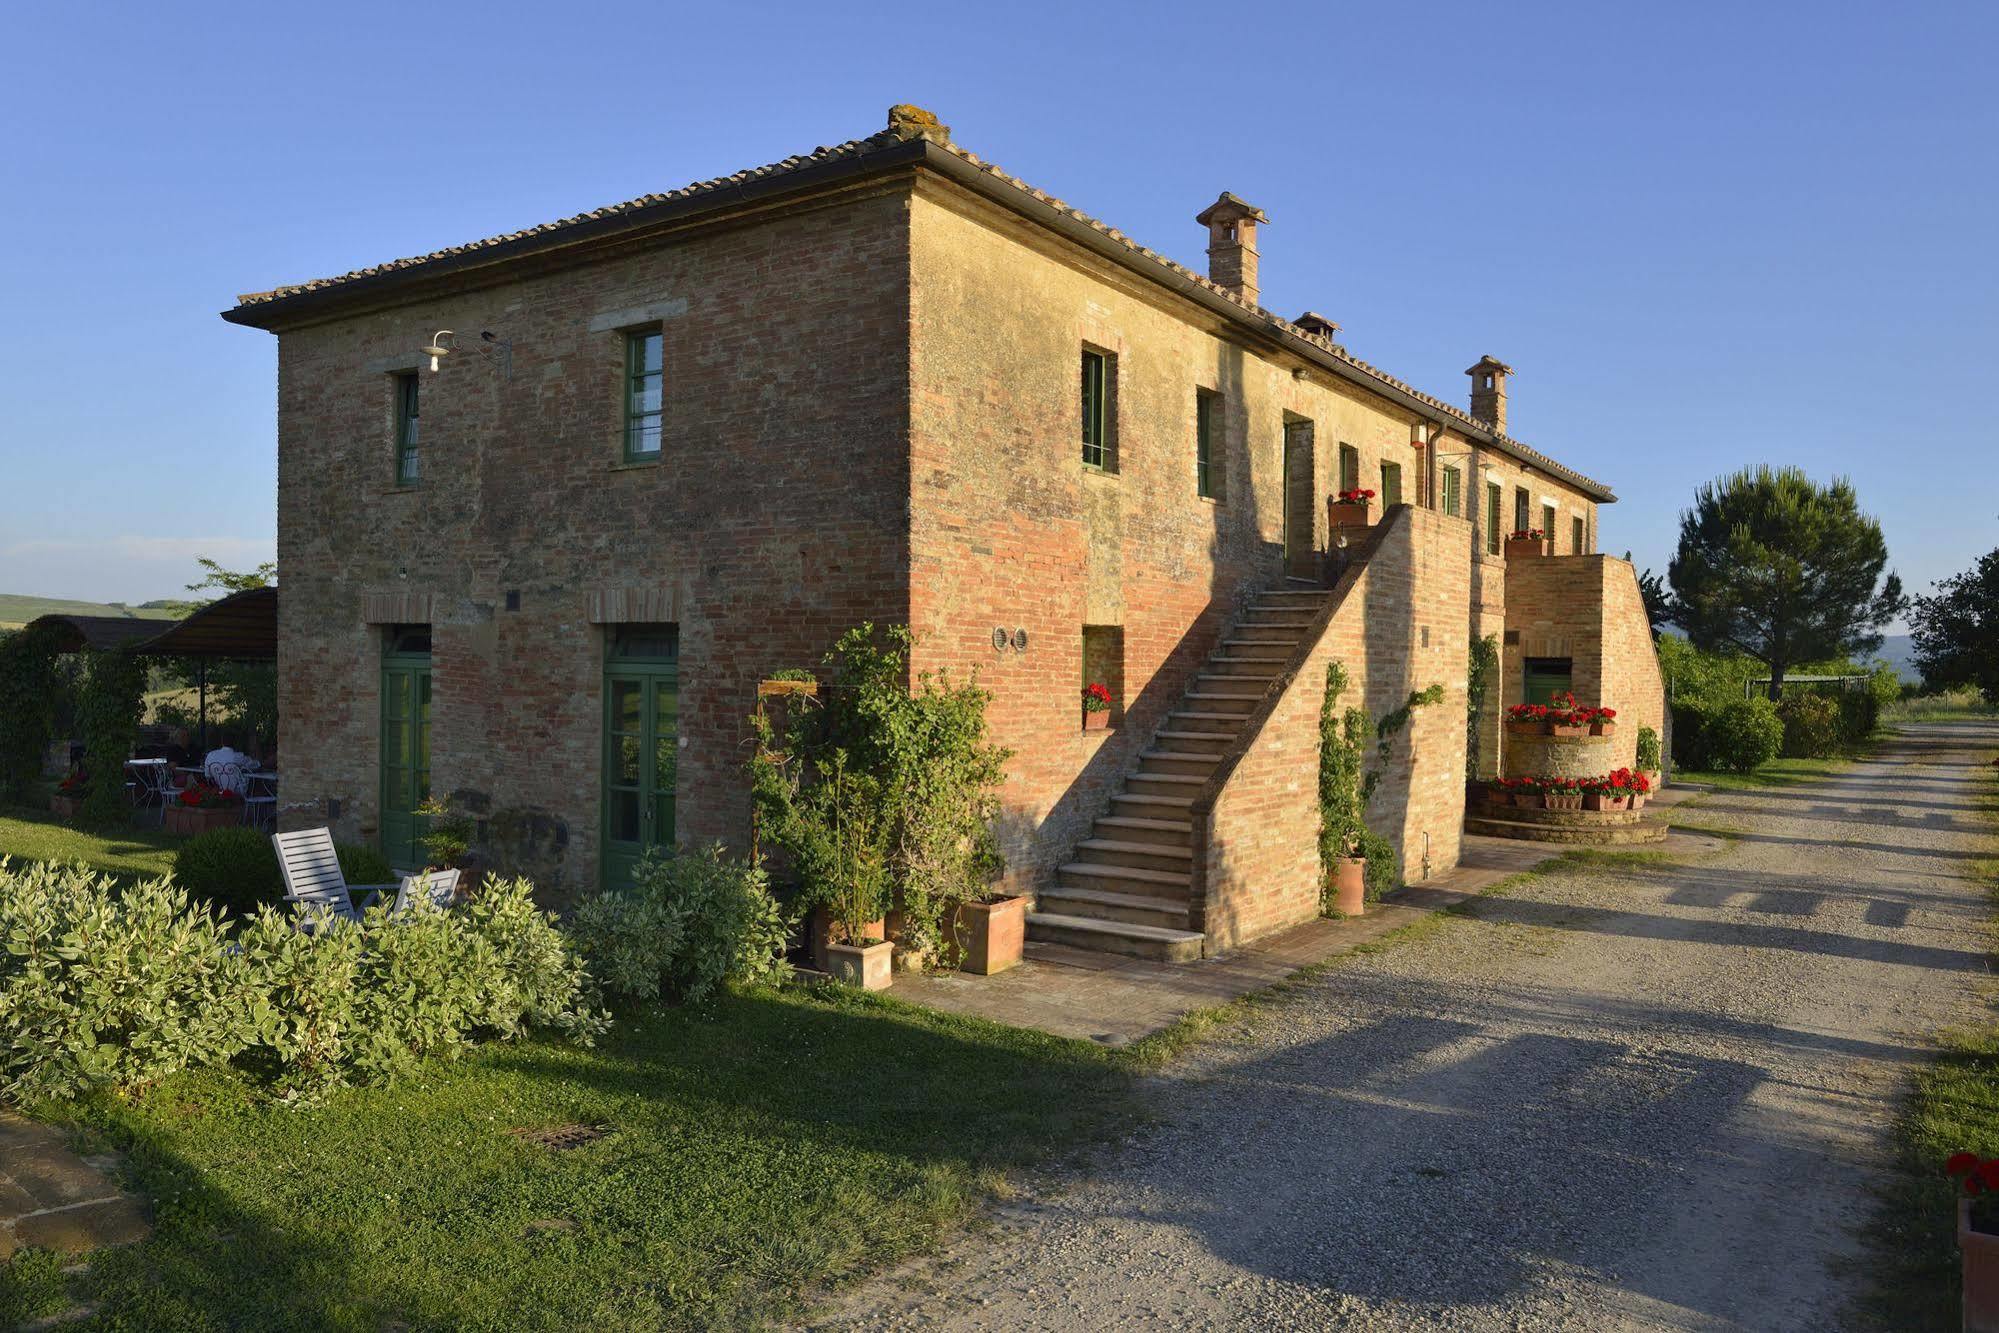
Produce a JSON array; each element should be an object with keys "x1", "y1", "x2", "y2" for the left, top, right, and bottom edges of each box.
[
  {"x1": 1666, "y1": 466, "x2": 1902, "y2": 698},
  {"x1": 1908, "y1": 547, "x2": 1999, "y2": 704}
]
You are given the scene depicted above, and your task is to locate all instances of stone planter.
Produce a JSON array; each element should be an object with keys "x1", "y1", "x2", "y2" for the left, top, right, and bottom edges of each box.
[
  {"x1": 1083, "y1": 709, "x2": 1110, "y2": 732},
  {"x1": 1544, "y1": 793, "x2": 1584, "y2": 812},
  {"x1": 165, "y1": 803, "x2": 243, "y2": 836},
  {"x1": 1962, "y1": 1199, "x2": 1999, "y2": 1333},
  {"x1": 1590, "y1": 719, "x2": 1618, "y2": 738},
  {"x1": 1329, "y1": 857, "x2": 1366, "y2": 916},
  {"x1": 1326, "y1": 500, "x2": 1373, "y2": 531},
  {"x1": 883, "y1": 908, "x2": 933, "y2": 973},
  {"x1": 1504, "y1": 535, "x2": 1548, "y2": 560},
  {"x1": 49, "y1": 793, "x2": 83, "y2": 821},
  {"x1": 949, "y1": 895, "x2": 1027, "y2": 975},
  {"x1": 1583, "y1": 792, "x2": 1631, "y2": 812},
  {"x1": 808, "y1": 907, "x2": 885, "y2": 973},
  {"x1": 825, "y1": 939, "x2": 893, "y2": 991}
]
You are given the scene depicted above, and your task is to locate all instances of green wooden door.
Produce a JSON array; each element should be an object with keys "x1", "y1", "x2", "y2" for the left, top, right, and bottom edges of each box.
[
  {"x1": 602, "y1": 660, "x2": 678, "y2": 891},
  {"x1": 380, "y1": 639, "x2": 432, "y2": 869}
]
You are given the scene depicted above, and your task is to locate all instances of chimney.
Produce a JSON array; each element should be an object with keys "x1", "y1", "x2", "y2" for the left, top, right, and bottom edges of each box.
[
  {"x1": 885, "y1": 103, "x2": 951, "y2": 143},
  {"x1": 1294, "y1": 311, "x2": 1341, "y2": 345},
  {"x1": 1195, "y1": 193, "x2": 1269, "y2": 306},
  {"x1": 1466, "y1": 356, "x2": 1513, "y2": 433}
]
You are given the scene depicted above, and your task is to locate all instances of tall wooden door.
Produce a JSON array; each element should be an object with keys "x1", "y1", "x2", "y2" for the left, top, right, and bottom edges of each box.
[
  {"x1": 1283, "y1": 420, "x2": 1316, "y2": 579},
  {"x1": 602, "y1": 627, "x2": 679, "y2": 891},
  {"x1": 379, "y1": 627, "x2": 433, "y2": 869}
]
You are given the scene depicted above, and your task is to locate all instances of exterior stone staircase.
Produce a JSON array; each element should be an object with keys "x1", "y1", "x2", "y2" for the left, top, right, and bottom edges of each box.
[{"x1": 1027, "y1": 584, "x2": 1335, "y2": 962}]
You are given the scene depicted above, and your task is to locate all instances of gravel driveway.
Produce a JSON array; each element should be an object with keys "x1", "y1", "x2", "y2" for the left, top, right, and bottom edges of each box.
[{"x1": 815, "y1": 720, "x2": 1999, "y2": 1331}]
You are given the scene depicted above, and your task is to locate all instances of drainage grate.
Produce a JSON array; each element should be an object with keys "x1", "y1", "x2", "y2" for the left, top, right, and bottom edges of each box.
[{"x1": 508, "y1": 1123, "x2": 611, "y2": 1151}]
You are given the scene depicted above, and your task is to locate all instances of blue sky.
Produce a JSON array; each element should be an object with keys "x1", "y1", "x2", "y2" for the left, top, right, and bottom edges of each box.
[{"x1": 3, "y1": 1, "x2": 1992, "y2": 627}]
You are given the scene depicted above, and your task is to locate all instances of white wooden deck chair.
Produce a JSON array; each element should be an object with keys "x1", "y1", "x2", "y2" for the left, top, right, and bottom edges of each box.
[
  {"x1": 391, "y1": 868, "x2": 461, "y2": 915},
  {"x1": 272, "y1": 828, "x2": 399, "y2": 928}
]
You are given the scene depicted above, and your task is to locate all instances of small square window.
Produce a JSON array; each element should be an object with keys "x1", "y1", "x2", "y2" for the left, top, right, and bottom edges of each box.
[{"x1": 624, "y1": 330, "x2": 664, "y2": 461}]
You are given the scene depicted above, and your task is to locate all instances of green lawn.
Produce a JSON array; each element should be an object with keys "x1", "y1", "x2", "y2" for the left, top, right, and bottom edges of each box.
[
  {"x1": 26, "y1": 988, "x2": 1131, "y2": 1331},
  {"x1": 1674, "y1": 753, "x2": 1861, "y2": 792},
  {"x1": 0, "y1": 805, "x2": 178, "y2": 880}
]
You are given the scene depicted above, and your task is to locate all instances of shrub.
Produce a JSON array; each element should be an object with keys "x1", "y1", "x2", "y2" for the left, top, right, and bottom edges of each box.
[
  {"x1": 1635, "y1": 725, "x2": 1662, "y2": 772},
  {"x1": 571, "y1": 846, "x2": 790, "y2": 1006},
  {"x1": 1837, "y1": 689, "x2": 1880, "y2": 745},
  {"x1": 459, "y1": 876, "x2": 608, "y2": 1039},
  {"x1": 0, "y1": 862, "x2": 250, "y2": 1100},
  {"x1": 1777, "y1": 693, "x2": 1842, "y2": 759},
  {"x1": 1702, "y1": 697, "x2": 1784, "y2": 772},
  {"x1": 77, "y1": 648, "x2": 146, "y2": 824},
  {"x1": 175, "y1": 829, "x2": 397, "y2": 920}
]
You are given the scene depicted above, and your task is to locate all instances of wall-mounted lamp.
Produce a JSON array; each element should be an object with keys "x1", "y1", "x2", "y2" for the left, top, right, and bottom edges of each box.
[
  {"x1": 421, "y1": 328, "x2": 512, "y2": 379},
  {"x1": 422, "y1": 330, "x2": 456, "y2": 372}
]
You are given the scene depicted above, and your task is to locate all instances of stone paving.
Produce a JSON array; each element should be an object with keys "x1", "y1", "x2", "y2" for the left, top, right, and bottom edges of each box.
[
  {"x1": 892, "y1": 793, "x2": 1716, "y2": 1045},
  {"x1": 0, "y1": 1114, "x2": 149, "y2": 1259}
]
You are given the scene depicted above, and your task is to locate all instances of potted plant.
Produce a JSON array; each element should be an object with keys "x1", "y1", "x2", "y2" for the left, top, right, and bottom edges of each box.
[
  {"x1": 1635, "y1": 725, "x2": 1663, "y2": 792},
  {"x1": 1948, "y1": 1153, "x2": 1999, "y2": 1332},
  {"x1": 1588, "y1": 705, "x2": 1618, "y2": 738},
  {"x1": 1505, "y1": 703, "x2": 1549, "y2": 737},
  {"x1": 1625, "y1": 767, "x2": 1652, "y2": 809},
  {"x1": 1582, "y1": 772, "x2": 1632, "y2": 812},
  {"x1": 1082, "y1": 681, "x2": 1113, "y2": 732},
  {"x1": 1327, "y1": 486, "x2": 1376, "y2": 531},
  {"x1": 50, "y1": 772, "x2": 86, "y2": 821},
  {"x1": 1504, "y1": 527, "x2": 1548, "y2": 559},
  {"x1": 1486, "y1": 778, "x2": 1514, "y2": 808},
  {"x1": 1514, "y1": 777, "x2": 1545, "y2": 810},
  {"x1": 1543, "y1": 776, "x2": 1584, "y2": 812},
  {"x1": 1547, "y1": 691, "x2": 1589, "y2": 739},
  {"x1": 949, "y1": 892, "x2": 1027, "y2": 975},
  {"x1": 165, "y1": 781, "x2": 245, "y2": 835}
]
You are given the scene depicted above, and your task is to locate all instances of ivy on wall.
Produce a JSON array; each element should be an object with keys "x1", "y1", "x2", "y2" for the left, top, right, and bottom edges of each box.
[
  {"x1": 1319, "y1": 663, "x2": 1443, "y2": 905},
  {"x1": 1465, "y1": 634, "x2": 1500, "y2": 783}
]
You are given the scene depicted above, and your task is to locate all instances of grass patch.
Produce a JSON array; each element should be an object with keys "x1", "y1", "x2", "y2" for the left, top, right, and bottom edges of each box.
[
  {"x1": 1884, "y1": 689, "x2": 1998, "y2": 726},
  {"x1": 0, "y1": 805, "x2": 178, "y2": 881},
  {"x1": 1674, "y1": 753, "x2": 1860, "y2": 792},
  {"x1": 30, "y1": 984, "x2": 1131, "y2": 1330}
]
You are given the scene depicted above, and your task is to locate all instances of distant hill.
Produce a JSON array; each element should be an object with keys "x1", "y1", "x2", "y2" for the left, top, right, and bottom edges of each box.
[
  {"x1": 0, "y1": 594, "x2": 183, "y2": 631},
  {"x1": 1877, "y1": 634, "x2": 1921, "y2": 684}
]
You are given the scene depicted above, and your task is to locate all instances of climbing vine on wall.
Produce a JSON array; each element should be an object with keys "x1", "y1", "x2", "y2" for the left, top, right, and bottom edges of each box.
[
  {"x1": 77, "y1": 648, "x2": 146, "y2": 825},
  {"x1": 1319, "y1": 664, "x2": 1444, "y2": 906},
  {"x1": 1465, "y1": 634, "x2": 1499, "y2": 783}
]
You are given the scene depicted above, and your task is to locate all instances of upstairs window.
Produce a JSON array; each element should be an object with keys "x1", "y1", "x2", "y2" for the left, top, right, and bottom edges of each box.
[
  {"x1": 1338, "y1": 443, "x2": 1360, "y2": 494},
  {"x1": 393, "y1": 373, "x2": 420, "y2": 485},
  {"x1": 624, "y1": 330, "x2": 664, "y2": 461},
  {"x1": 1541, "y1": 502, "x2": 1556, "y2": 540},
  {"x1": 1573, "y1": 515, "x2": 1586, "y2": 554},
  {"x1": 1195, "y1": 389, "x2": 1223, "y2": 499},
  {"x1": 1440, "y1": 465, "x2": 1462, "y2": 518},
  {"x1": 1514, "y1": 486, "x2": 1531, "y2": 535},
  {"x1": 1081, "y1": 349, "x2": 1116, "y2": 469},
  {"x1": 1380, "y1": 461, "x2": 1403, "y2": 508},
  {"x1": 1486, "y1": 481, "x2": 1502, "y2": 555}
]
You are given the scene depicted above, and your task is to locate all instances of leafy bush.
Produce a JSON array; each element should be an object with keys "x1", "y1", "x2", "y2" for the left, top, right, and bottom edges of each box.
[
  {"x1": 0, "y1": 859, "x2": 603, "y2": 1104},
  {"x1": 78, "y1": 648, "x2": 146, "y2": 824},
  {"x1": 1777, "y1": 693, "x2": 1843, "y2": 759},
  {"x1": 1635, "y1": 725, "x2": 1662, "y2": 772},
  {"x1": 571, "y1": 846, "x2": 790, "y2": 1006},
  {"x1": 175, "y1": 829, "x2": 396, "y2": 919},
  {"x1": 1837, "y1": 689, "x2": 1880, "y2": 746},
  {"x1": 1679, "y1": 699, "x2": 1791, "y2": 771},
  {"x1": 0, "y1": 862, "x2": 250, "y2": 1100}
]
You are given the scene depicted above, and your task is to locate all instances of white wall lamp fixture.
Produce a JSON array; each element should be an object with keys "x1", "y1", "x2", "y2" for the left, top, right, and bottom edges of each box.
[{"x1": 422, "y1": 328, "x2": 513, "y2": 379}]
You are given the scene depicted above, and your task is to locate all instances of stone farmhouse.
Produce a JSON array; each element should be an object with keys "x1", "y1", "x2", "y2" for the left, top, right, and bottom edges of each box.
[{"x1": 225, "y1": 104, "x2": 1663, "y2": 960}]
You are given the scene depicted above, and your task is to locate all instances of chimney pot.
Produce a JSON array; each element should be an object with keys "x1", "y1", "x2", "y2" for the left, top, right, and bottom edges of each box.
[
  {"x1": 1465, "y1": 355, "x2": 1514, "y2": 433},
  {"x1": 1195, "y1": 192, "x2": 1268, "y2": 306},
  {"x1": 1294, "y1": 311, "x2": 1341, "y2": 343}
]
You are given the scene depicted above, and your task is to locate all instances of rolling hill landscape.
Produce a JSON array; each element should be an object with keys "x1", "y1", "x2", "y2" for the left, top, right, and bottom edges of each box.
[{"x1": 0, "y1": 593, "x2": 183, "y2": 631}]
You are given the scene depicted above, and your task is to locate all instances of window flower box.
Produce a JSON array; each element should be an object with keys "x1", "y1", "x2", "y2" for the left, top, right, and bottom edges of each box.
[
  {"x1": 1504, "y1": 529, "x2": 1548, "y2": 560},
  {"x1": 1327, "y1": 488, "x2": 1376, "y2": 531},
  {"x1": 1082, "y1": 681, "x2": 1114, "y2": 732}
]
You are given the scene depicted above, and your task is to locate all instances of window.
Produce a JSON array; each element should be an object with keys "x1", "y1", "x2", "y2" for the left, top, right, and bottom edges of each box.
[
  {"x1": 1380, "y1": 461, "x2": 1402, "y2": 508},
  {"x1": 624, "y1": 330, "x2": 664, "y2": 461},
  {"x1": 1523, "y1": 657, "x2": 1574, "y2": 706},
  {"x1": 1514, "y1": 486, "x2": 1531, "y2": 536},
  {"x1": 1541, "y1": 503, "x2": 1556, "y2": 541},
  {"x1": 1338, "y1": 443, "x2": 1360, "y2": 493},
  {"x1": 603, "y1": 623, "x2": 678, "y2": 890},
  {"x1": 1573, "y1": 515, "x2": 1586, "y2": 554},
  {"x1": 1195, "y1": 389, "x2": 1223, "y2": 499},
  {"x1": 393, "y1": 373, "x2": 420, "y2": 485},
  {"x1": 1081, "y1": 349, "x2": 1115, "y2": 469},
  {"x1": 1486, "y1": 481, "x2": 1502, "y2": 555},
  {"x1": 1441, "y1": 465, "x2": 1462, "y2": 518},
  {"x1": 1082, "y1": 625, "x2": 1124, "y2": 728}
]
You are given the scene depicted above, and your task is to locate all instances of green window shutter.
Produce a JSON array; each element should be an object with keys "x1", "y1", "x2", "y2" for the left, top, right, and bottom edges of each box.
[
  {"x1": 1380, "y1": 462, "x2": 1402, "y2": 508},
  {"x1": 1441, "y1": 466, "x2": 1461, "y2": 517},
  {"x1": 1338, "y1": 444, "x2": 1359, "y2": 493},
  {"x1": 624, "y1": 331, "x2": 664, "y2": 461},
  {"x1": 1541, "y1": 503, "x2": 1556, "y2": 538},
  {"x1": 1486, "y1": 482, "x2": 1502, "y2": 554},
  {"x1": 393, "y1": 373, "x2": 420, "y2": 485},
  {"x1": 1195, "y1": 390, "x2": 1216, "y2": 498}
]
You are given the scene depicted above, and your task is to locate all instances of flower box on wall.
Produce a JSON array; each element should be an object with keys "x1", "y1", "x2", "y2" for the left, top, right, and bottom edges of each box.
[
  {"x1": 1326, "y1": 501, "x2": 1372, "y2": 530},
  {"x1": 1504, "y1": 533, "x2": 1548, "y2": 560}
]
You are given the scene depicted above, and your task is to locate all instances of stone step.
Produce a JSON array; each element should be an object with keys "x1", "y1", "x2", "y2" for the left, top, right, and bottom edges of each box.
[
  {"x1": 1139, "y1": 749, "x2": 1221, "y2": 777},
  {"x1": 1025, "y1": 912, "x2": 1206, "y2": 963},
  {"x1": 1125, "y1": 771, "x2": 1208, "y2": 798},
  {"x1": 1463, "y1": 816, "x2": 1669, "y2": 845},
  {"x1": 1169, "y1": 710, "x2": 1252, "y2": 728},
  {"x1": 1038, "y1": 886, "x2": 1191, "y2": 930},
  {"x1": 1058, "y1": 859, "x2": 1191, "y2": 890},
  {"x1": 1110, "y1": 792, "x2": 1196, "y2": 815},
  {"x1": 1154, "y1": 728, "x2": 1236, "y2": 755},
  {"x1": 1185, "y1": 690, "x2": 1263, "y2": 715},
  {"x1": 1073, "y1": 837, "x2": 1195, "y2": 874},
  {"x1": 1207, "y1": 657, "x2": 1286, "y2": 677},
  {"x1": 1093, "y1": 815, "x2": 1194, "y2": 847},
  {"x1": 1223, "y1": 637, "x2": 1302, "y2": 649},
  {"x1": 1258, "y1": 589, "x2": 1332, "y2": 600}
]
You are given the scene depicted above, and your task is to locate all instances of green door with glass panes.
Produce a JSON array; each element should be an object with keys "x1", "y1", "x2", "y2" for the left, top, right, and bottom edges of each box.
[
  {"x1": 380, "y1": 629, "x2": 433, "y2": 869},
  {"x1": 602, "y1": 629, "x2": 679, "y2": 891}
]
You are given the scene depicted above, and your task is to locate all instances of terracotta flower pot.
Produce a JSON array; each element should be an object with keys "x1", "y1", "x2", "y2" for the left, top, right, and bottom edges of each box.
[
  {"x1": 1962, "y1": 1199, "x2": 1999, "y2": 1333},
  {"x1": 826, "y1": 939, "x2": 894, "y2": 991},
  {"x1": 1545, "y1": 793, "x2": 1583, "y2": 811},
  {"x1": 1326, "y1": 500, "x2": 1372, "y2": 530},
  {"x1": 1504, "y1": 536, "x2": 1547, "y2": 560},
  {"x1": 1330, "y1": 856, "x2": 1366, "y2": 916},
  {"x1": 949, "y1": 895, "x2": 1026, "y2": 975},
  {"x1": 1590, "y1": 720, "x2": 1617, "y2": 737},
  {"x1": 1083, "y1": 709, "x2": 1110, "y2": 732},
  {"x1": 808, "y1": 908, "x2": 885, "y2": 973},
  {"x1": 165, "y1": 804, "x2": 243, "y2": 835},
  {"x1": 1504, "y1": 720, "x2": 1545, "y2": 737},
  {"x1": 1549, "y1": 722, "x2": 1589, "y2": 739},
  {"x1": 1583, "y1": 792, "x2": 1631, "y2": 812},
  {"x1": 1486, "y1": 787, "x2": 1514, "y2": 808},
  {"x1": 1641, "y1": 769, "x2": 1663, "y2": 792},
  {"x1": 1515, "y1": 791, "x2": 1544, "y2": 810}
]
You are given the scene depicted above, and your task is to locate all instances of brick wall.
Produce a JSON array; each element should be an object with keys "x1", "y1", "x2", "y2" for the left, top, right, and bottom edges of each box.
[
  {"x1": 1197, "y1": 506, "x2": 1472, "y2": 952},
  {"x1": 271, "y1": 184, "x2": 915, "y2": 900},
  {"x1": 1499, "y1": 553, "x2": 1665, "y2": 774}
]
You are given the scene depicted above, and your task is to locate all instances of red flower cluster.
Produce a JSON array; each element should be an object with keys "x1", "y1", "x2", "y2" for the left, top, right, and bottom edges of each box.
[
  {"x1": 178, "y1": 781, "x2": 243, "y2": 809},
  {"x1": 56, "y1": 774, "x2": 85, "y2": 794},
  {"x1": 1335, "y1": 488, "x2": 1376, "y2": 505},
  {"x1": 1082, "y1": 682, "x2": 1113, "y2": 713},
  {"x1": 1508, "y1": 528, "x2": 1546, "y2": 541},
  {"x1": 1506, "y1": 703, "x2": 1551, "y2": 723},
  {"x1": 1583, "y1": 767, "x2": 1650, "y2": 796},
  {"x1": 1948, "y1": 1154, "x2": 1999, "y2": 1196}
]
